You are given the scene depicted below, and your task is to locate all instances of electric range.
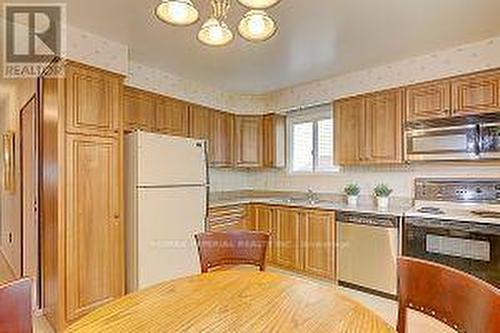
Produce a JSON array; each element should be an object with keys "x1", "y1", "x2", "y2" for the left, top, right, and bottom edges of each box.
[{"x1": 403, "y1": 178, "x2": 500, "y2": 288}]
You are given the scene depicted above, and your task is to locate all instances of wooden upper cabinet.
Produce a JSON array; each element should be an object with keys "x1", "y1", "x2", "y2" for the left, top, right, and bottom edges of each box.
[
  {"x1": 189, "y1": 105, "x2": 211, "y2": 140},
  {"x1": 334, "y1": 97, "x2": 364, "y2": 165},
  {"x1": 210, "y1": 111, "x2": 234, "y2": 168},
  {"x1": 364, "y1": 89, "x2": 404, "y2": 163},
  {"x1": 65, "y1": 62, "x2": 123, "y2": 136},
  {"x1": 302, "y1": 210, "x2": 335, "y2": 280},
  {"x1": 263, "y1": 114, "x2": 286, "y2": 168},
  {"x1": 234, "y1": 115, "x2": 263, "y2": 168},
  {"x1": 451, "y1": 69, "x2": 500, "y2": 115},
  {"x1": 406, "y1": 80, "x2": 451, "y2": 121},
  {"x1": 65, "y1": 134, "x2": 124, "y2": 322},
  {"x1": 156, "y1": 96, "x2": 189, "y2": 137},
  {"x1": 123, "y1": 86, "x2": 156, "y2": 132},
  {"x1": 275, "y1": 207, "x2": 302, "y2": 270}
]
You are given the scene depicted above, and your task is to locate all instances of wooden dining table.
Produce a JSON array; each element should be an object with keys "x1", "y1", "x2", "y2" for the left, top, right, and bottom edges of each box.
[{"x1": 66, "y1": 271, "x2": 395, "y2": 333}]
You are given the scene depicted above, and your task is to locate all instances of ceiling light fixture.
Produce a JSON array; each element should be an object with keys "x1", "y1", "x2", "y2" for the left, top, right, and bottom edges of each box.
[
  {"x1": 237, "y1": 0, "x2": 281, "y2": 9},
  {"x1": 155, "y1": 0, "x2": 281, "y2": 47},
  {"x1": 238, "y1": 10, "x2": 276, "y2": 42},
  {"x1": 198, "y1": 0, "x2": 234, "y2": 46},
  {"x1": 155, "y1": 0, "x2": 199, "y2": 26}
]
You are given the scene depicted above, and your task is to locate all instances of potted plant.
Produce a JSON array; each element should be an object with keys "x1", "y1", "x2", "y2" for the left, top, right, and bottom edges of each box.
[
  {"x1": 374, "y1": 184, "x2": 393, "y2": 209},
  {"x1": 344, "y1": 183, "x2": 361, "y2": 206}
]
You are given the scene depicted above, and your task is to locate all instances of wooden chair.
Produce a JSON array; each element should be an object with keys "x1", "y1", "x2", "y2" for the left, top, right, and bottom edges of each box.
[
  {"x1": 0, "y1": 278, "x2": 32, "y2": 333},
  {"x1": 195, "y1": 231, "x2": 269, "y2": 273},
  {"x1": 397, "y1": 257, "x2": 500, "y2": 333}
]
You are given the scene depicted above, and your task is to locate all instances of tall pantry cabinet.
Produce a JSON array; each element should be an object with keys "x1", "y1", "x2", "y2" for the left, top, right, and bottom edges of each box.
[{"x1": 41, "y1": 60, "x2": 124, "y2": 331}]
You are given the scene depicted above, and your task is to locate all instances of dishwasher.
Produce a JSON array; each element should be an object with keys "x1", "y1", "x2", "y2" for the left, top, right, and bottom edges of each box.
[{"x1": 336, "y1": 212, "x2": 400, "y2": 299}]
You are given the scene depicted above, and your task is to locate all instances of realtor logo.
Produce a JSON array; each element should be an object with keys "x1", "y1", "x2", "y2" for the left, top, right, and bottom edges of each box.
[{"x1": 3, "y1": 4, "x2": 66, "y2": 78}]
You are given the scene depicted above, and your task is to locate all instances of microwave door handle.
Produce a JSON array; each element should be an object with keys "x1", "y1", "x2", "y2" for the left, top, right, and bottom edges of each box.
[{"x1": 475, "y1": 124, "x2": 482, "y2": 155}]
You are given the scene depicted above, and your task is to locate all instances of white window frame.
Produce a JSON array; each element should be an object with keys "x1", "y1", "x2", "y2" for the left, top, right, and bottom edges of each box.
[{"x1": 287, "y1": 104, "x2": 340, "y2": 175}]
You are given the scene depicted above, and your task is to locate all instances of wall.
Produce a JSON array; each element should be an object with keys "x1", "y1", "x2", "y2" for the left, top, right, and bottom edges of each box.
[
  {"x1": 0, "y1": 79, "x2": 36, "y2": 276},
  {"x1": 232, "y1": 36, "x2": 500, "y2": 196},
  {"x1": 267, "y1": 36, "x2": 500, "y2": 111}
]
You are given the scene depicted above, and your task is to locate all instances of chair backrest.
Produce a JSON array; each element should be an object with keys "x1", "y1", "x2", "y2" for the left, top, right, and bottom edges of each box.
[
  {"x1": 195, "y1": 231, "x2": 269, "y2": 273},
  {"x1": 0, "y1": 278, "x2": 32, "y2": 333},
  {"x1": 397, "y1": 257, "x2": 500, "y2": 333}
]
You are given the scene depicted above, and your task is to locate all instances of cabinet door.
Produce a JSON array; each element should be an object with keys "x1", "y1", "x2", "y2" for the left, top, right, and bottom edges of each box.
[
  {"x1": 189, "y1": 105, "x2": 211, "y2": 140},
  {"x1": 65, "y1": 134, "x2": 124, "y2": 322},
  {"x1": 156, "y1": 96, "x2": 189, "y2": 137},
  {"x1": 263, "y1": 114, "x2": 286, "y2": 168},
  {"x1": 302, "y1": 210, "x2": 335, "y2": 280},
  {"x1": 452, "y1": 70, "x2": 500, "y2": 115},
  {"x1": 210, "y1": 111, "x2": 234, "y2": 167},
  {"x1": 65, "y1": 63, "x2": 122, "y2": 136},
  {"x1": 406, "y1": 80, "x2": 451, "y2": 121},
  {"x1": 123, "y1": 86, "x2": 156, "y2": 132},
  {"x1": 275, "y1": 207, "x2": 302, "y2": 270},
  {"x1": 252, "y1": 205, "x2": 276, "y2": 263},
  {"x1": 334, "y1": 98, "x2": 363, "y2": 165},
  {"x1": 365, "y1": 89, "x2": 403, "y2": 163},
  {"x1": 234, "y1": 115, "x2": 263, "y2": 168}
]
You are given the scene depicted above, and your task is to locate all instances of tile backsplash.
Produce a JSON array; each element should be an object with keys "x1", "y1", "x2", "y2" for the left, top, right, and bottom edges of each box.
[{"x1": 211, "y1": 164, "x2": 500, "y2": 198}]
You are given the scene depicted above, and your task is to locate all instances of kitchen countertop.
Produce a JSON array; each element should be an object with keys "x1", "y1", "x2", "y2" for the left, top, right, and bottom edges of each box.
[{"x1": 209, "y1": 190, "x2": 414, "y2": 216}]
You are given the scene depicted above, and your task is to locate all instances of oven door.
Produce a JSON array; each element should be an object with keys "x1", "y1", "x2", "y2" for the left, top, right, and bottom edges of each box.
[
  {"x1": 406, "y1": 125, "x2": 479, "y2": 161},
  {"x1": 403, "y1": 217, "x2": 500, "y2": 288},
  {"x1": 480, "y1": 123, "x2": 500, "y2": 159}
]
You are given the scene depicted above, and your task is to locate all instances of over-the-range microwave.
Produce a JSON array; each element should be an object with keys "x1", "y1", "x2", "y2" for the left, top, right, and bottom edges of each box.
[{"x1": 406, "y1": 113, "x2": 500, "y2": 161}]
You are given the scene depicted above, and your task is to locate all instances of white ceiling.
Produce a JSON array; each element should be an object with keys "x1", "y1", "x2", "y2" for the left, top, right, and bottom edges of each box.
[{"x1": 7, "y1": 0, "x2": 500, "y2": 93}]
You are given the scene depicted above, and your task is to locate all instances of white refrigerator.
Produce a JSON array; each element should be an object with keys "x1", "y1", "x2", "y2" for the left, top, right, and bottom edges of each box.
[{"x1": 125, "y1": 131, "x2": 208, "y2": 292}]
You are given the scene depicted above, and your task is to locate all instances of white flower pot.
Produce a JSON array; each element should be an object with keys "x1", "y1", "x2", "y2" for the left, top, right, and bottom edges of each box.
[
  {"x1": 377, "y1": 196, "x2": 390, "y2": 209},
  {"x1": 347, "y1": 195, "x2": 358, "y2": 206}
]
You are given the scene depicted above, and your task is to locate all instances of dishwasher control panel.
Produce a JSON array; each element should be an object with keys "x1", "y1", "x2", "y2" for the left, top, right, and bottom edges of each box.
[{"x1": 337, "y1": 212, "x2": 399, "y2": 228}]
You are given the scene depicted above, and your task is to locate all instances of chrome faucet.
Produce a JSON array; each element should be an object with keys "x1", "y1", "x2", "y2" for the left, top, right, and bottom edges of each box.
[{"x1": 306, "y1": 188, "x2": 319, "y2": 204}]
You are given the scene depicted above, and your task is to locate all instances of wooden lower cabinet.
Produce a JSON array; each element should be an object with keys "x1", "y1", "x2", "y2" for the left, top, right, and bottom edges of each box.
[
  {"x1": 247, "y1": 204, "x2": 336, "y2": 280},
  {"x1": 301, "y1": 210, "x2": 335, "y2": 279},
  {"x1": 65, "y1": 134, "x2": 124, "y2": 322},
  {"x1": 274, "y1": 207, "x2": 302, "y2": 270}
]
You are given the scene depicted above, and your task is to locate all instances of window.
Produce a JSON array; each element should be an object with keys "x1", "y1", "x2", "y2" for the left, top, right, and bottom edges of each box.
[{"x1": 288, "y1": 104, "x2": 338, "y2": 173}]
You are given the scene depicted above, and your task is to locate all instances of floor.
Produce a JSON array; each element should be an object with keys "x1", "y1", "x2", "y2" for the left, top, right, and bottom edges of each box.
[{"x1": 32, "y1": 266, "x2": 455, "y2": 333}]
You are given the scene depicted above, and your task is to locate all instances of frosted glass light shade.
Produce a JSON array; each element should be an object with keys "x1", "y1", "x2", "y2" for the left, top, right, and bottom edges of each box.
[
  {"x1": 238, "y1": 10, "x2": 276, "y2": 42},
  {"x1": 237, "y1": 0, "x2": 281, "y2": 9},
  {"x1": 198, "y1": 18, "x2": 234, "y2": 47},
  {"x1": 155, "y1": 0, "x2": 199, "y2": 26}
]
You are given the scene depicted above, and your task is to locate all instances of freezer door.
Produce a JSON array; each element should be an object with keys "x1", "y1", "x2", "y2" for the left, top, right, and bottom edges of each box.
[
  {"x1": 136, "y1": 187, "x2": 206, "y2": 290},
  {"x1": 137, "y1": 132, "x2": 207, "y2": 186}
]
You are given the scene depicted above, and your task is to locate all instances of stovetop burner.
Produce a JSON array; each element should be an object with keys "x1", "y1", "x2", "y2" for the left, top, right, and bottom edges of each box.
[{"x1": 416, "y1": 206, "x2": 445, "y2": 215}]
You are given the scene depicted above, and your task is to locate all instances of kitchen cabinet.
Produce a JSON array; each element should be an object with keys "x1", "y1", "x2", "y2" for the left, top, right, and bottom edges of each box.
[
  {"x1": 246, "y1": 204, "x2": 336, "y2": 280},
  {"x1": 208, "y1": 204, "x2": 248, "y2": 231},
  {"x1": 263, "y1": 113, "x2": 286, "y2": 168},
  {"x1": 249, "y1": 204, "x2": 276, "y2": 263},
  {"x1": 274, "y1": 207, "x2": 302, "y2": 270},
  {"x1": 451, "y1": 69, "x2": 500, "y2": 115},
  {"x1": 65, "y1": 62, "x2": 122, "y2": 136},
  {"x1": 210, "y1": 111, "x2": 234, "y2": 167},
  {"x1": 301, "y1": 210, "x2": 335, "y2": 280},
  {"x1": 189, "y1": 104, "x2": 211, "y2": 140},
  {"x1": 406, "y1": 69, "x2": 500, "y2": 121},
  {"x1": 364, "y1": 89, "x2": 404, "y2": 163},
  {"x1": 156, "y1": 96, "x2": 189, "y2": 137},
  {"x1": 41, "y1": 60, "x2": 125, "y2": 331},
  {"x1": 234, "y1": 115, "x2": 263, "y2": 168},
  {"x1": 65, "y1": 134, "x2": 124, "y2": 322},
  {"x1": 123, "y1": 86, "x2": 157, "y2": 132},
  {"x1": 334, "y1": 89, "x2": 403, "y2": 165},
  {"x1": 334, "y1": 97, "x2": 364, "y2": 165},
  {"x1": 406, "y1": 80, "x2": 451, "y2": 121}
]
